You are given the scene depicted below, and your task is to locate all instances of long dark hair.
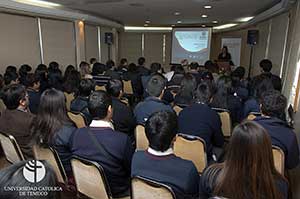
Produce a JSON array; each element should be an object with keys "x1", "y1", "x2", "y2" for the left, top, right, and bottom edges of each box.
[
  {"x1": 214, "y1": 121, "x2": 285, "y2": 199},
  {"x1": 211, "y1": 75, "x2": 232, "y2": 109},
  {"x1": 31, "y1": 88, "x2": 74, "y2": 146},
  {"x1": 176, "y1": 74, "x2": 196, "y2": 100}
]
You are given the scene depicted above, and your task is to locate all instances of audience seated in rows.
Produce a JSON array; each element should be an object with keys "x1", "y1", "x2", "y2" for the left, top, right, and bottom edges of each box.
[
  {"x1": 116, "y1": 58, "x2": 128, "y2": 77},
  {"x1": 200, "y1": 121, "x2": 288, "y2": 199},
  {"x1": 178, "y1": 82, "x2": 224, "y2": 162},
  {"x1": 254, "y1": 89, "x2": 300, "y2": 169},
  {"x1": 132, "y1": 111, "x2": 199, "y2": 199},
  {"x1": 137, "y1": 57, "x2": 150, "y2": 76},
  {"x1": 35, "y1": 64, "x2": 49, "y2": 92},
  {"x1": 91, "y1": 62, "x2": 111, "y2": 86},
  {"x1": 71, "y1": 91, "x2": 134, "y2": 198},
  {"x1": 134, "y1": 74, "x2": 173, "y2": 125},
  {"x1": 18, "y1": 64, "x2": 32, "y2": 86},
  {"x1": 30, "y1": 88, "x2": 77, "y2": 176},
  {"x1": 105, "y1": 60, "x2": 121, "y2": 80},
  {"x1": 0, "y1": 84, "x2": 33, "y2": 158}
]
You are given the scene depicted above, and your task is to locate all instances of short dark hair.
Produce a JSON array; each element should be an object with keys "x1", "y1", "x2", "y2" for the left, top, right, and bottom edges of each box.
[
  {"x1": 19, "y1": 64, "x2": 32, "y2": 76},
  {"x1": 88, "y1": 91, "x2": 112, "y2": 119},
  {"x1": 79, "y1": 79, "x2": 95, "y2": 97},
  {"x1": 4, "y1": 72, "x2": 18, "y2": 85},
  {"x1": 3, "y1": 84, "x2": 26, "y2": 110},
  {"x1": 106, "y1": 60, "x2": 115, "y2": 69},
  {"x1": 145, "y1": 111, "x2": 178, "y2": 152},
  {"x1": 150, "y1": 63, "x2": 161, "y2": 74},
  {"x1": 138, "y1": 57, "x2": 146, "y2": 65},
  {"x1": 90, "y1": 58, "x2": 97, "y2": 64},
  {"x1": 92, "y1": 62, "x2": 106, "y2": 75},
  {"x1": 5, "y1": 66, "x2": 17, "y2": 74},
  {"x1": 48, "y1": 61, "x2": 59, "y2": 72},
  {"x1": 146, "y1": 74, "x2": 167, "y2": 97},
  {"x1": 26, "y1": 73, "x2": 40, "y2": 88},
  {"x1": 232, "y1": 66, "x2": 246, "y2": 79},
  {"x1": 120, "y1": 58, "x2": 127, "y2": 65},
  {"x1": 260, "y1": 59, "x2": 273, "y2": 72},
  {"x1": 106, "y1": 79, "x2": 123, "y2": 97},
  {"x1": 260, "y1": 90, "x2": 287, "y2": 119},
  {"x1": 194, "y1": 82, "x2": 212, "y2": 104},
  {"x1": 128, "y1": 63, "x2": 138, "y2": 72},
  {"x1": 190, "y1": 62, "x2": 199, "y2": 70}
]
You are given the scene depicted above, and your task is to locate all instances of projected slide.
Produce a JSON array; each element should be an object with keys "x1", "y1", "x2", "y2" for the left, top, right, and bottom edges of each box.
[{"x1": 171, "y1": 28, "x2": 212, "y2": 65}]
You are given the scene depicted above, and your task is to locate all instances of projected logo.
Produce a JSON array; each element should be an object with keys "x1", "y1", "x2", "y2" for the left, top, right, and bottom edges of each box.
[
  {"x1": 175, "y1": 31, "x2": 208, "y2": 52},
  {"x1": 23, "y1": 160, "x2": 46, "y2": 183}
]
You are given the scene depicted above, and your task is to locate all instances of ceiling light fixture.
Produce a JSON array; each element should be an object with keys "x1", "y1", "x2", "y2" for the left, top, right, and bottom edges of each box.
[
  {"x1": 144, "y1": 24, "x2": 149, "y2": 27},
  {"x1": 213, "y1": 23, "x2": 238, "y2": 30},
  {"x1": 125, "y1": 26, "x2": 173, "y2": 31},
  {"x1": 13, "y1": 0, "x2": 61, "y2": 8},
  {"x1": 201, "y1": 24, "x2": 206, "y2": 27},
  {"x1": 145, "y1": 20, "x2": 150, "y2": 24},
  {"x1": 204, "y1": 5, "x2": 212, "y2": 9},
  {"x1": 212, "y1": 20, "x2": 218, "y2": 24},
  {"x1": 177, "y1": 20, "x2": 182, "y2": 24},
  {"x1": 174, "y1": 12, "x2": 181, "y2": 16},
  {"x1": 238, "y1": 16, "x2": 254, "y2": 22},
  {"x1": 201, "y1": 15, "x2": 208, "y2": 18}
]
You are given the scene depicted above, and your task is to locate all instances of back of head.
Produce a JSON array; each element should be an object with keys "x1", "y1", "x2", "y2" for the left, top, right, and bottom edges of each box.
[
  {"x1": 3, "y1": 84, "x2": 26, "y2": 110},
  {"x1": 48, "y1": 61, "x2": 59, "y2": 72},
  {"x1": 5, "y1": 65, "x2": 17, "y2": 74},
  {"x1": 254, "y1": 77, "x2": 274, "y2": 98},
  {"x1": 150, "y1": 63, "x2": 162, "y2": 74},
  {"x1": 64, "y1": 65, "x2": 75, "y2": 78},
  {"x1": 4, "y1": 72, "x2": 18, "y2": 85},
  {"x1": 19, "y1": 64, "x2": 32, "y2": 77},
  {"x1": 88, "y1": 91, "x2": 112, "y2": 120},
  {"x1": 106, "y1": 79, "x2": 123, "y2": 98},
  {"x1": 106, "y1": 60, "x2": 115, "y2": 69},
  {"x1": 120, "y1": 58, "x2": 128, "y2": 66},
  {"x1": 79, "y1": 79, "x2": 95, "y2": 97},
  {"x1": 179, "y1": 74, "x2": 197, "y2": 97},
  {"x1": 35, "y1": 64, "x2": 48, "y2": 75},
  {"x1": 128, "y1": 63, "x2": 138, "y2": 72},
  {"x1": 92, "y1": 62, "x2": 106, "y2": 75},
  {"x1": 146, "y1": 74, "x2": 166, "y2": 97},
  {"x1": 0, "y1": 160, "x2": 59, "y2": 199},
  {"x1": 174, "y1": 65, "x2": 185, "y2": 74},
  {"x1": 26, "y1": 73, "x2": 40, "y2": 88},
  {"x1": 215, "y1": 121, "x2": 282, "y2": 199},
  {"x1": 145, "y1": 111, "x2": 178, "y2": 152},
  {"x1": 260, "y1": 89, "x2": 287, "y2": 119},
  {"x1": 194, "y1": 81, "x2": 212, "y2": 104},
  {"x1": 260, "y1": 59, "x2": 273, "y2": 72},
  {"x1": 232, "y1": 66, "x2": 245, "y2": 80},
  {"x1": 138, "y1": 57, "x2": 146, "y2": 66},
  {"x1": 190, "y1": 62, "x2": 199, "y2": 70},
  {"x1": 90, "y1": 58, "x2": 97, "y2": 65}
]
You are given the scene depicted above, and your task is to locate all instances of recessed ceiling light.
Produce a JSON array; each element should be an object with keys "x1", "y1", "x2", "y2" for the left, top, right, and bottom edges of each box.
[
  {"x1": 177, "y1": 20, "x2": 182, "y2": 24},
  {"x1": 201, "y1": 24, "x2": 206, "y2": 27},
  {"x1": 213, "y1": 23, "x2": 238, "y2": 30},
  {"x1": 238, "y1": 16, "x2": 254, "y2": 22},
  {"x1": 174, "y1": 12, "x2": 181, "y2": 16},
  {"x1": 13, "y1": 0, "x2": 61, "y2": 8},
  {"x1": 212, "y1": 20, "x2": 218, "y2": 24},
  {"x1": 145, "y1": 20, "x2": 151, "y2": 24},
  {"x1": 204, "y1": 5, "x2": 212, "y2": 9},
  {"x1": 201, "y1": 15, "x2": 208, "y2": 18},
  {"x1": 144, "y1": 24, "x2": 149, "y2": 27},
  {"x1": 171, "y1": 25, "x2": 175, "y2": 27}
]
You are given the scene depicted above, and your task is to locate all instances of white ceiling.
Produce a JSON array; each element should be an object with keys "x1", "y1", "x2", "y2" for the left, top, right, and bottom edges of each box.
[{"x1": 50, "y1": 0, "x2": 281, "y2": 26}]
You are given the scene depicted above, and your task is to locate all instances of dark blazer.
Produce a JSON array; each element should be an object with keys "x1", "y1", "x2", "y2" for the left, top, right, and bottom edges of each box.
[
  {"x1": 105, "y1": 69, "x2": 121, "y2": 80},
  {"x1": 27, "y1": 89, "x2": 41, "y2": 114},
  {"x1": 178, "y1": 103, "x2": 224, "y2": 160},
  {"x1": 0, "y1": 109, "x2": 34, "y2": 158},
  {"x1": 200, "y1": 165, "x2": 288, "y2": 199},
  {"x1": 132, "y1": 151, "x2": 200, "y2": 199},
  {"x1": 134, "y1": 96, "x2": 174, "y2": 125},
  {"x1": 50, "y1": 125, "x2": 76, "y2": 176},
  {"x1": 137, "y1": 66, "x2": 150, "y2": 76},
  {"x1": 254, "y1": 116, "x2": 300, "y2": 169},
  {"x1": 71, "y1": 127, "x2": 134, "y2": 198},
  {"x1": 243, "y1": 98, "x2": 260, "y2": 119},
  {"x1": 111, "y1": 97, "x2": 136, "y2": 143},
  {"x1": 70, "y1": 96, "x2": 92, "y2": 124}
]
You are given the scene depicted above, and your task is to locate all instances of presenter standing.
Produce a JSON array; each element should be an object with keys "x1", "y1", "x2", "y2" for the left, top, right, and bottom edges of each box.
[{"x1": 218, "y1": 46, "x2": 232, "y2": 62}]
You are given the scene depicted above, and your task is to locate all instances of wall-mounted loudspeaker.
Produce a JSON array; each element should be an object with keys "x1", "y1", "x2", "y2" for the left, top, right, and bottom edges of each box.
[
  {"x1": 247, "y1": 30, "x2": 259, "y2": 45},
  {"x1": 105, "y1": 32, "x2": 113, "y2": 45}
]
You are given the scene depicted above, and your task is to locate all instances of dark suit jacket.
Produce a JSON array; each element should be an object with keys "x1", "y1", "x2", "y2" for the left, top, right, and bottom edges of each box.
[
  {"x1": 71, "y1": 127, "x2": 134, "y2": 197},
  {"x1": 132, "y1": 151, "x2": 200, "y2": 199},
  {"x1": 0, "y1": 109, "x2": 34, "y2": 158},
  {"x1": 27, "y1": 89, "x2": 41, "y2": 114}
]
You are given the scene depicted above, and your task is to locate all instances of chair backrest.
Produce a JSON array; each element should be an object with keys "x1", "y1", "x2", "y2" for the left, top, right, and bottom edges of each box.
[
  {"x1": 173, "y1": 105, "x2": 183, "y2": 115},
  {"x1": 95, "y1": 85, "x2": 106, "y2": 91},
  {"x1": 247, "y1": 112, "x2": 261, "y2": 121},
  {"x1": 0, "y1": 132, "x2": 24, "y2": 164},
  {"x1": 32, "y1": 145, "x2": 67, "y2": 184},
  {"x1": 174, "y1": 134, "x2": 207, "y2": 173},
  {"x1": 132, "y1": 176, "x2": 176, "y2": 199},
  {"x1": 135, "y1": 125, "x2": 148, "y2": 151},
  {"x1": 68, "y1": 112, "x2": 86, "y2": 128},
  {"x1": 123, "y1": 80, "x2": 133, "y2": 95},
  {"x1": 272, "y1": 145, "x2": 285, "y2": 175},
  {"x1": 213, "y1": 108, "x2": 232, "y2": 137},
  {"x1": 64, "y1": 92, "x2": 74, "y2": 111},
  {"x1": 71, "y1": 156, "x2": 111, "y2": 199}
]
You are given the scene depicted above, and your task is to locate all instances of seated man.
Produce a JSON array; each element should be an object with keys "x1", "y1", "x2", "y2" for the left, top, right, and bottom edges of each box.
[
  {"x1": 134, "y1": 74, "x2": 173, "y2": 125},
  {"x1": 0, "y1": 84, "x2": 34, "y2": 158},
  {"x1": 178, "y1": 82, "x2": 224, "y2": 162},
  {"x1": 132, "y1": 111, "x2": 199, "y2": 199},
  {"x1": 26, "y1": 73, "x2": 41, "y2": 114},
  {"x1": 254, "y1": 90, "x2": 299, "y2": 169},
  {"x1": 106, "y1": 79, "x2": 136, "y2": 143},
  {"x1": 71, "y1": 91, "x2": 134, "y2": 198},
  {"x1": 70, "y1": 79, "x2": 95, "y2": 124}
]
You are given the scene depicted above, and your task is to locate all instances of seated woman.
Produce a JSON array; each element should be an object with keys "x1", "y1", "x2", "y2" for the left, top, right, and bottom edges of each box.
[
  {"x1": 30, "y1": 88, "x2": 77, "y2": 177},
  {"x1": 174, "y1": 74, "x2": 197, "y2": 108},
  {"x1": 200, "y1": 121, "x2": 288, "y2": 199}
]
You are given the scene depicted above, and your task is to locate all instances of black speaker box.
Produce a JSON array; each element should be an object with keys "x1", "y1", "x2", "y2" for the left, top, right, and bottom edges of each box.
[
  {"x1": 247, "y1": 30, "x2": 259, "y2": 45},
  {"x1": 105, "y1": 32, "x2": 113, "y2": 45}
]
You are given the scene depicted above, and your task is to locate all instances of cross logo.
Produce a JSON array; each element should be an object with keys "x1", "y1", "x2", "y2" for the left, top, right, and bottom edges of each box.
[{"x1": 23, "y1": 160, "x2": 46, "y2": 183}]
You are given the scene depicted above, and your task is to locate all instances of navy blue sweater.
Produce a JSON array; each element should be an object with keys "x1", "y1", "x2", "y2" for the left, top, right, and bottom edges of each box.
[
  {"x1": 71, "y1": 127, "x2": 134, "y2": 197},
  {"x1": 132, "y1": 151, "x2": 200, "y2": 199}
]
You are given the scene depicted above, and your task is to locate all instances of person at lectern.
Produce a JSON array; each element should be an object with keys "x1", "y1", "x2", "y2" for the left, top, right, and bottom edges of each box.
[{"x1": 218, "y1": 46, "x2": 232, "y2": 62}]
